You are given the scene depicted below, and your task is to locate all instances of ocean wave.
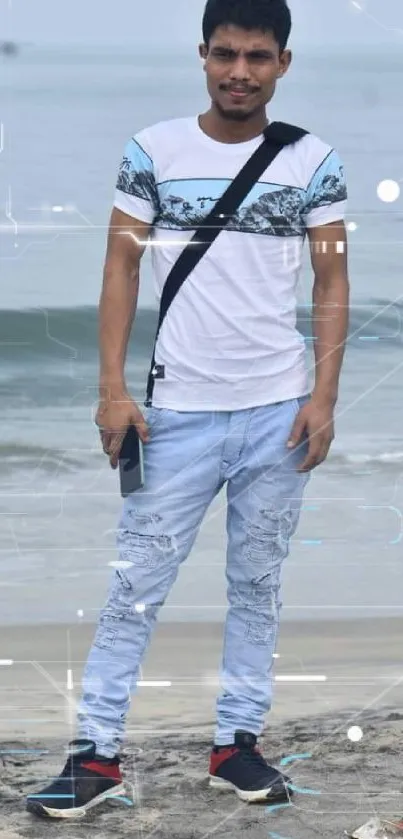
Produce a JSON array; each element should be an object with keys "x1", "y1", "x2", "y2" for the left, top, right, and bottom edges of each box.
[
  {"x1": 327, "y1": 450, "x2": 403, "y2": 471},
  {"x1": 0, "y1": 298, "x2": 402, "y2": 364},
  {"x1": 0, "y1": 443, "x2": 100, "y2": 473},
  {"x1": 1, "y1": 441, "x2": 403, "y2": 478},
  {"x1": 0, "y1": 306, "x2": 158, "y2": 363}
]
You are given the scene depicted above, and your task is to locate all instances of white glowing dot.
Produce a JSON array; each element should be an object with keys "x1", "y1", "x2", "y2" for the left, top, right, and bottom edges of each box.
[
  {"x1": 347, "y1": 222, "x2": 358, "y2": 232},
  {"x1": 348, "y1": 726, "x2": 363, "y2": 742},
  {"x1": 77, "y1": 609, "x2": 84, "y2": 618},
  {"x1": 52, "y1": 205, "x2": 64, "y2": 213},
  {"x1": 135, "y1": 603, "x2": 146, "y2": 613},
  {"x1": 377, "y1": 180, "x2": 400, "y2": 203}
]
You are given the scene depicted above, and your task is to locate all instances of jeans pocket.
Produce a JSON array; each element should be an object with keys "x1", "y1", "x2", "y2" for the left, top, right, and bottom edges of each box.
[
  {"x1": 291, "y1": 393, "x2": 311, "y2": 419},
  {"x1": 143, "y1": 406, "x2": 167, "y2": 433}
]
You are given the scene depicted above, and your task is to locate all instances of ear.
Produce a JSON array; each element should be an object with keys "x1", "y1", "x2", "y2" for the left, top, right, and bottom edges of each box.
[
  {"x1": 199, "y1": 42, "x2": 208, "y2": 60},
  {"x1": 278, "y1": 48, "x2": 292, "y2": 78}
]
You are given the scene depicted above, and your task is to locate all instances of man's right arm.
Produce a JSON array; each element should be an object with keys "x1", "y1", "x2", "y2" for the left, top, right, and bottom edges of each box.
[
  {"x1": 96, "y1": 206, "x2": 152, "y2": 465},
  {"x1": 98, "y1": 206, "x2": 151, "y2": 400}
]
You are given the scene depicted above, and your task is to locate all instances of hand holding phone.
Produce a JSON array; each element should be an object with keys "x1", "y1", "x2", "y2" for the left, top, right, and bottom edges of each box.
[{"x1": 96, "y1": 392, "x2": 149, "y2": 471}]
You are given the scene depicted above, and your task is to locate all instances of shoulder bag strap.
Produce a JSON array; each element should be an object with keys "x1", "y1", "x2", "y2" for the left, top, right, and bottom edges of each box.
[{"x1": 145, "y1": 121, "x2": 308, "y2": 406}]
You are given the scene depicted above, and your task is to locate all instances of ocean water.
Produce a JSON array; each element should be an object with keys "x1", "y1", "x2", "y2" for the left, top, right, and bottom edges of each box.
[{"x1": 1, "y1": 44, "x2": 403, "y2": 626}]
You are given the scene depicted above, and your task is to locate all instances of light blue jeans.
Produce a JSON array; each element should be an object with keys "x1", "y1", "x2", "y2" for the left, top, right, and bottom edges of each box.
[{"x1": 77, "y1": 397, "x2": 310, "y2": 757}]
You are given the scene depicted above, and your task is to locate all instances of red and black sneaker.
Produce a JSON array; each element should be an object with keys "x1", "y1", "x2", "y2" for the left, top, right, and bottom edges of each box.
[
  {"x1": 26, "y1": 739, "x2": 128, "y2": 820},
  {"x1": 209, "y1": 730, "x2": 292, "y2": 803}
]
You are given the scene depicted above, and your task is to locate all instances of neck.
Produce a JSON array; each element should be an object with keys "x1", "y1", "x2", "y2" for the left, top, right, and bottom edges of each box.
[{"x1": 199, "y1": 107, "x2": 268, "y2": 144}]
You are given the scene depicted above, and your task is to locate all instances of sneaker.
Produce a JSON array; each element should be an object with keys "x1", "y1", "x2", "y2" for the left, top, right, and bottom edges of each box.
[
  {"x1": 208, "y1": 730, "x2": 292, "y2": 803},
  {"x1": 26, "y1": 739, "x2": 127, "y2": 820}
]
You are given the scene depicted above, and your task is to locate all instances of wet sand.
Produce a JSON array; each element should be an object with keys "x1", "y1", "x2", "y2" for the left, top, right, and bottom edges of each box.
[{"x1": 0, "y1": 617, "x2": 402, "y2": 837}]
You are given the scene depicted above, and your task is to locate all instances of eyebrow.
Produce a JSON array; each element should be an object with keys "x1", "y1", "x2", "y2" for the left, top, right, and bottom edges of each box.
[{"x1": 211, "y1": 46, "x2": 275, "y2": 59}]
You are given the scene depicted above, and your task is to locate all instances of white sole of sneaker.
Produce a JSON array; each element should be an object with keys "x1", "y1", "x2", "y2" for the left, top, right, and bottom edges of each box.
[
  {"x1": 209, "y1": 774, "x2": 280, "y2": 803},
  {"x1": 26, "y1": 782, "x2": 129, "y2": 819}
]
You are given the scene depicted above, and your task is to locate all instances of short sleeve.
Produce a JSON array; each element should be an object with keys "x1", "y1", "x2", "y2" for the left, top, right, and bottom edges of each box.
[
  {"x1": 303, "y1": 149, "x2": 348, "y2": 228},
  {"x1": 113, "y1": 136, "x2": 160, "y2": 224}
]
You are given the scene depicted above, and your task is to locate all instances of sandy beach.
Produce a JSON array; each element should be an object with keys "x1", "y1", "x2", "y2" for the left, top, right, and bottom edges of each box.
[
  {"x1": 2, "y1": 26, "x2": 403, "y2": 839},
  {"x1": 0, "y1": 617, "x2": 402, "y2": 837}
]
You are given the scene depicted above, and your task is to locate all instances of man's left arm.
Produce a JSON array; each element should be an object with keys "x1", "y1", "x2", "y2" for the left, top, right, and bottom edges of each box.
[
  {"x1": 310, "y1": 219, "x2": 350, "y2": 407},
  {"x1": 288, "y1": 220, "x2": 350, "y2": 472}
]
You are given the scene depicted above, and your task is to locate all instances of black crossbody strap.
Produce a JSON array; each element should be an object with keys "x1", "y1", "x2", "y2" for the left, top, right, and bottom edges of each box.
[{"x1": 145, "y1": 121, "x2": 308, "y2": 407}]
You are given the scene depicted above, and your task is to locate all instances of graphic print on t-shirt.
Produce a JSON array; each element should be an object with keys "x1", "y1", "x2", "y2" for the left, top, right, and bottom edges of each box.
[
  {"x1": 157, "y1": 179, "x2": 305, "y2": 236},
  {"x1": 116, "y1": 141, "x2": 160, "y2": 215},
  {"x1": 116, "y1": 138, "x2": 347, "y2": 238}
]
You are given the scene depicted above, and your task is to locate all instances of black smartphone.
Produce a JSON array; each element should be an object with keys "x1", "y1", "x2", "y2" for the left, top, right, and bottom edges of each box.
[{"x1": 118, "y1": 425, "x2": 145, "y2": 497}]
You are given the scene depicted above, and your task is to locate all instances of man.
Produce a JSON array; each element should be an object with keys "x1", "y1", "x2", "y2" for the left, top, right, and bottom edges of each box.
[{"x1": 26, "y1": 0, "x2": 349, "y2": 820}]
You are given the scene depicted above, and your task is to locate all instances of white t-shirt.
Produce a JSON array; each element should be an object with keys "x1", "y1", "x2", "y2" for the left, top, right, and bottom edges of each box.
[{"x1": 114, "y1": 116, "x2": 347, "y2": 411}]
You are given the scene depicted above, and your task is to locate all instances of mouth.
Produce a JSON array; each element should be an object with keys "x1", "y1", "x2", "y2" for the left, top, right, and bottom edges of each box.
[{"x1": 224, "y1": 88, "x2": 256, "y2": 102}]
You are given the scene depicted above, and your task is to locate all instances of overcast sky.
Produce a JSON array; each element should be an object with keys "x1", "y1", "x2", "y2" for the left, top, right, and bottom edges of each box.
[{"x1": 1, "y1": 0, "x2": 402, "y2": 46}]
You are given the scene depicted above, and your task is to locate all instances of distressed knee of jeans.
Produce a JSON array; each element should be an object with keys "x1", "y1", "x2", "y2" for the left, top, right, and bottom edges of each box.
[
  {"x1": 127, "y1": 509, "x2": 163, "y2": 529},
  {"x1": 245, "y1": 615, "x2": 277, "y2": 646},
  {"x1": 230, "y1": 576, "x2": 281, "y2": 613},
  {"x1": 252, "y1": 573, "x2": 281, "y2": 610},
  {"x1": 242, "y1": 582, "x2": 280, "y2": 646},
  {"x1": 245, "y1": 507, "x2": 292, "y2": 565},
  {"x1": 94, "y1": 600, "x2": 130, "y2": 650},
  {"x1": 117, "y1": 521, "x2": 175, "y2": 570},
  {"x1": 95, "y1": 587, "x2": 156, "y2": 649},
  {"x1": 114, "y1": 560, "x2": 170, "y2": 606}
]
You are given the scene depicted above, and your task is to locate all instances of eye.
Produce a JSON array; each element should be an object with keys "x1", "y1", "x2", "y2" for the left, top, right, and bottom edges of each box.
[
  {"x1": 249, "y1": 52, "x2": 274, "y2": 62},
  {"x1": 215, "y1": 51, "x2": 232, "y2": 60}
]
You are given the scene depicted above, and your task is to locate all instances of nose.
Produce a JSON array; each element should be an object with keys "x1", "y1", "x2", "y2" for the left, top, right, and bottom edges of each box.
[{"x1": 229, "y1": 54, "x2": 252, "y2": 81}]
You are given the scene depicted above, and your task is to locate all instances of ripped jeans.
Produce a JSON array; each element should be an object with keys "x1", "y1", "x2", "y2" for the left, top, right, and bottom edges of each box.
[{"x1": 77, "y1": 397, "x2": 310, "y2": 756}]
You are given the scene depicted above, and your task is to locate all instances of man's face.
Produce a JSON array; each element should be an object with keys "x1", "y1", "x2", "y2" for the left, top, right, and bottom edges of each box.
[{"x1": 199, "y1": 25, "x2": 292, "y2": 122}]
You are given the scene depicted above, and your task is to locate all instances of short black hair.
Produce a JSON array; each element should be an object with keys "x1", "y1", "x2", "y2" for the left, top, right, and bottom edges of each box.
[{"x1": 202, "y1": 0, "x2": 292, "y2": 53}]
